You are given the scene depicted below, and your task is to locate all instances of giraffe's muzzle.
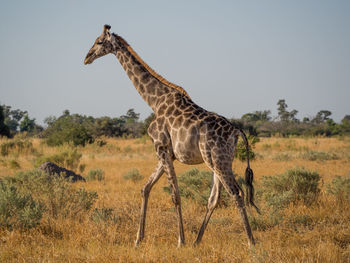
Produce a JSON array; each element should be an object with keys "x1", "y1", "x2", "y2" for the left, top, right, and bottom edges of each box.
[{"x1": 84, "y1": 52, "x2": 94, "y2": 64}]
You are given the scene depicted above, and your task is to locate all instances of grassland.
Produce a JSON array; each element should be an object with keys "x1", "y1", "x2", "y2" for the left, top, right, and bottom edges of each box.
[{"x1": 1, "y1": 136, "x2": 350, "y2": 262}]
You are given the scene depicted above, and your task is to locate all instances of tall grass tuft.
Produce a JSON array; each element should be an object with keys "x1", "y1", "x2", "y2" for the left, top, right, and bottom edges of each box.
[
  {"x1": 8, "y1": 160, "x2": 20, "y2": 169},
  {"x1": 0, "y1": 139, "x2": 35, "y2": 156},
  {"x1": 91, "y1": 208, "x2": 118, "y2": 224},
  {"x1": 87, "y1": 168, "x2": 105, "y2": 181}
]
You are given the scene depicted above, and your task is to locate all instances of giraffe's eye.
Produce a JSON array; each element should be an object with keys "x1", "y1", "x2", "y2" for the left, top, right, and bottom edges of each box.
[{"x1": 97, "y1": 41, "x2": 103, "y2": 45}]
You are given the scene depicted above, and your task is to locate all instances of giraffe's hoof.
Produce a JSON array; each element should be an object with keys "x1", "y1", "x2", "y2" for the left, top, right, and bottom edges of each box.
[
  {"x1": 193, "y1": 242, "x2": 199, "y2": 247},
  {"x1": 177, "y1": 241, "x2": 185, "y2": 248},
  {"x1": 134, "y1": 240, "x2": 141, "y2": 248}
]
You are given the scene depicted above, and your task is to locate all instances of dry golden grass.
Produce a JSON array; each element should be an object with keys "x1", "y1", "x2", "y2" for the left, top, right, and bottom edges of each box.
[{"x1": 1, "y1": 136, "x2": 350, "y2": 262}]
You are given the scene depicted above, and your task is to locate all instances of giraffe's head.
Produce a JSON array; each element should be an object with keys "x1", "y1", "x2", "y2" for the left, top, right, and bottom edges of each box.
[{"x1": 84, "y1": 25, "x2": 114, "y2": 65}]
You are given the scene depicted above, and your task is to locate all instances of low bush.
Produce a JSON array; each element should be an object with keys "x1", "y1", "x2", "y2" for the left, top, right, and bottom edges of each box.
[
  {"x1": 0, "y1": 180, "x2": 44, "y2": 229},
  {"x1": 87, "y1": 168, "x2": 105, "y2": 181},
  {"x1": 300, "y1": 151, "x2": 339, "y2": 161},
  {"x1": 260, "y1": 167, "x2": 320, "y2": 209},
  {"x1": 326, "y1": 175, "x2": 350, "y2": 201},
  {"x1": 1, "y1": 170, "x2": 97, "y2": 223},
  {"x1": 123, "y1": 169, "x2": 144, "y2": 182}
]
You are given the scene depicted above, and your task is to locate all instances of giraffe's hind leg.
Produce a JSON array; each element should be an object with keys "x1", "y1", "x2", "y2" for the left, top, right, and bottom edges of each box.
[
  {"x1": 135, "y1": 161, "x2": 164, "y2": 247},
  {"x1": 217, "y1": 170, "x2": 255, "y2": 247},
  {"x1": 194, "y1": 173, "x2": 222, "y2": 246}
]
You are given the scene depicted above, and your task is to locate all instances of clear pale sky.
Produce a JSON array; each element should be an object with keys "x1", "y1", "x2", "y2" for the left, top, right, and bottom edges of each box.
[{"x1": 1, "y1": 1, "x2": 349, "y2": 124}]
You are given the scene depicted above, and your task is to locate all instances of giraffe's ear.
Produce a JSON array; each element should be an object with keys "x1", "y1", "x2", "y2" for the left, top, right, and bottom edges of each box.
[{"x1": 103, "y1": 24, "x2": 111, "y2": 35}]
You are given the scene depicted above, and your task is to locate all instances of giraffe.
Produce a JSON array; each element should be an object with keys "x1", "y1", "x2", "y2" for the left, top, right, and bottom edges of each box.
[{"x1": 84, "y1": 25, "x2": 259, "y2": 248}]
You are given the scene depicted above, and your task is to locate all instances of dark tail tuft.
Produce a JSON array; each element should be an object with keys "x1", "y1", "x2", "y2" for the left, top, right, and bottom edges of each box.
[
  {"x1": 245, "y1": 167, "x2": 260, "y2": 214},
  {"x1": 237, "y1": 128, "x2": 260, "y2": 214}
]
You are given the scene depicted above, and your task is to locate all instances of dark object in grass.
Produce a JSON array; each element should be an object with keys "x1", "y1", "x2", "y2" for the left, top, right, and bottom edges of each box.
[{"x1": 38, "y1": 162, "x2": 85, "y2": 182}]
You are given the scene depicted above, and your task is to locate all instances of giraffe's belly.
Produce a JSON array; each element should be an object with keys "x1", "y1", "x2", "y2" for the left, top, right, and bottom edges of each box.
[
  {"x1": 173, "y1": 143, "x2": 204, "y2": 164},
  {"x1": 171, "y1": 131, "x2": 204, "y2": 165}
]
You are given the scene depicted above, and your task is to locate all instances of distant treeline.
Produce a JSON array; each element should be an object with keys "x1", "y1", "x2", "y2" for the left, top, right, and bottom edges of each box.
[
  {"x1": 1, "y1": 99, "x2": 350, "y2": 146},
  {"x1": 233, "y1": 99, "x2": 350, "y2": 137}
]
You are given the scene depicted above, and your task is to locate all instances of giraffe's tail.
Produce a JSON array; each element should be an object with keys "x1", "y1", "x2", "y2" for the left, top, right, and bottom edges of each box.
[{"x1": 236, "y1": 128, "x2": 261, "y2": 214}]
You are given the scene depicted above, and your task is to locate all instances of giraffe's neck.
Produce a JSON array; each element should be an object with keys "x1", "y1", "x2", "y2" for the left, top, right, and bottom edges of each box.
[{"x1": 111, "y1": 35, "x2": 178, "y2": 111}]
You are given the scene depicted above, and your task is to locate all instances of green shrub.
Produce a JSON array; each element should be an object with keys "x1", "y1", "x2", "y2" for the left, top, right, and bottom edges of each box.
[
  {"x1": 235, "y1": 135, "x2": 259, "y2": 161},
  {"x1": 87, "y1": 168, "x2": 105, "y2": 181},
  {"x1": 123, "y1": 168, "x2": 144, "y2": 182},
  {"x1": 34, "y1": 148, "x2": 82, "y2": 170},
  {"x1": 0, "y1": 180, "x2": 44, "y2": 229},
  {"x1": 326, "y1": 175, "x2": 350, "y2": 201},
  {"x1": 300, "y1": 151, "x2": 339, "y2": 161},
  {"x1": 91, "y1": 208, "x2": 118, "y2": 224},
  {"x1": 1, "y1": 170, "x2": 97, "y2": 220},
  {"x1": 163, "y1": 168, "x2": 232, "y2": 206},
  {"x1": 260, "y1": 167, "x2": 320, "y2": 209}
]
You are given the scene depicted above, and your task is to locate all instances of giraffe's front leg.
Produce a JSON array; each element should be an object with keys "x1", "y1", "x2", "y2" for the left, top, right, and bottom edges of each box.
[
  {"x1": 157, "y1": 145, "x2": 185, "y2": 247},
  {"x1": 135, "y1": 161, "x2": 164, "y2": 247}
]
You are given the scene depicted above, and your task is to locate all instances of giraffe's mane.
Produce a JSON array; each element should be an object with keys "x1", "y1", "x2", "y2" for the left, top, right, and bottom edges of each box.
[{"x1": 114, "y1": 34, "x2": 190, "y2": 98}]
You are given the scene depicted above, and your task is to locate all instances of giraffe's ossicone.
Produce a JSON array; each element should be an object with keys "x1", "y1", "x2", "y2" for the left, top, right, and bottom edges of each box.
[{"x1": 84, "y1": 25, "x2": 259, "y2": 248}]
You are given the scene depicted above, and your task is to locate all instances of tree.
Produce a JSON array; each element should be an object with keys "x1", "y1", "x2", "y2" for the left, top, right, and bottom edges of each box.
[
  {"x1": 19, "y1": 114, "x2": 36, "y2": 132},
  {"x1": 255, "y1": 110, "x2": 272, "y2": 122},
  {"x1": 277, "y1": 99, "x2": 289, "y2": 122},
  {"x1": 241, "y1": 110, "x2": 271, "y2": 123},
  {"x1": 303, "y1": 117, "x2": 310, "y2": 123},
  {"x1": 289, "y1": 109, "x2": 299, "y2": 123},
  {"x1": 92, "y1": 117, "x2": 127, "y2": 137},
  {"x1": 241, "y1": 113, "x2": 259, "y2": 123},
  {"x1": 312, "y1": 110, "x2": 332, "y2": 124},
  {"x1": 340, "y1": 115, "x2": 350, "y2": 134},
  {"x1": 277, "y1": 99, "x2": 298, "y2": 122},
  {"x1": 0, "y1": 105, "x2": 10, "y2": 137},
  {"x1": 2, "y1": 104, "x2": 27, "y2": 133},
  {"x1": 44, "y1": 113, "x2": 93, "y2": 146},
  {"x1": 342, "y1": 115, "x2": 350, "y2": 124},
  {"x1": 122, "y1": 108, "x2": 140, "y2": 123}
]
